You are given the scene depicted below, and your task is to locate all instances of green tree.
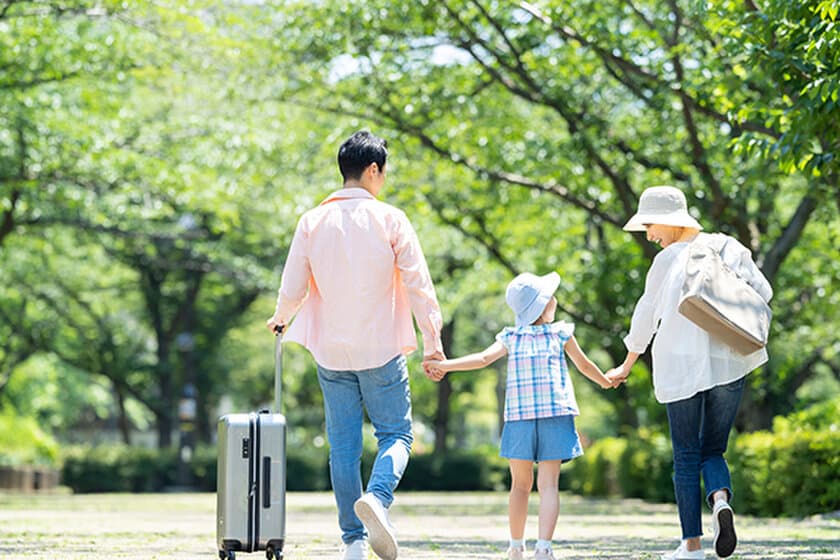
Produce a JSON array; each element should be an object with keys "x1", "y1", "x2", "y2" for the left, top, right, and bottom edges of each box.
[
  {"x1": 4, "y1": 0, "x2": 837, "y2": 458},
  {"x1": 254, "y1": 0, "x2": 839, "y2": 432},
  {"x1": 0, "y1": 0, "x2": 293, "y2": 446}
]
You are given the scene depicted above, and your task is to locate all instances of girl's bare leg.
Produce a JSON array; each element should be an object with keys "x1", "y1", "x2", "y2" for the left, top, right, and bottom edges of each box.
[
  {"x1": 508, "y1": 459, "x2": 534, "y2": 540},
  {"x1": 536, "y1": 460, "x2": 562, "y2": 540}
]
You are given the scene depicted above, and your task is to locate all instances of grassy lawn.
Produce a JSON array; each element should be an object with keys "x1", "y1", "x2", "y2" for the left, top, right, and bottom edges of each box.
[{"x1": 0, "y1": 491, "x2": 836, "y2": 559}]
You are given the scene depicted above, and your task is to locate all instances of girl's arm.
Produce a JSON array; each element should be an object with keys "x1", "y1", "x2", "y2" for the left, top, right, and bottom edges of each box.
[
  {"x1": 428, "y1": 341, "x2": 507, "y2": 376},
  {"x1": 564, "y1": 336, "x2": 613, "y2": 389}
]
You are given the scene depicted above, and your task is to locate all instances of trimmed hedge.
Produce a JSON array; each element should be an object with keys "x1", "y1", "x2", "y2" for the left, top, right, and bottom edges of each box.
[
  {"x1": 567, "y1": 398, "x2": 840, "y2": 517},
  {"x1": 59, "y1": 398, "x2": 839, "y2": 518},
  {"x1": 62, "y1": 445, "x2": 179, "y2": 492},
  {"x1": 565, "y1": 429, "x2": 674, "y2": 503},
  {"x1": 566, "y1": 436, "x2": 626, "y2": 497},
  {"x1": 728, "y1": 398, "x2": 840, "y2": 517},
  {"x1": 395, "y1": 446, "x2": 509, "y2": 491},
  {"x1": 60, "y1": 444, "x2": 508, "y2": 493},
  {"x1": 61, "y1": 444, "x2": 332, "y2": 493}
]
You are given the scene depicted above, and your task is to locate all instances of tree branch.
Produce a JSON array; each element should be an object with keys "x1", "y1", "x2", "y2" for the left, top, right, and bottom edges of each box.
[
  {"x1": 787, "y1": 345, "x2": 828, "y2": 403},
  {"x1": 761, "y1": 194, "x2": 818, "y2": 283},
  {"x1": 671, "y1": 53, "x2": 729, "y2": 221},
  {"x1": 0, "y1": 299, "x2": 35, "y2": 397},
  {"x1": 13, "y1": 284, "x2": 164, "y2": 417},
  {"x1": 440, "y1": 2, "x2": 642, "y2": 218},
  {"x1": 423, "y1": 191, "x2": 615, "y2": 332},
  {"x1": 288, "y1": 95, "x2": 624, "y2": 227},
  {"x1": 470, "y1": 0, "x2": 523, "y2": 60},
  {"x1": 517, "y1": 1, "x2": 780, "y2": 139},
  {"x1": 0, "y1": 0, "x2": 16, "y2": 19},
  {"x1": 0, "y1": 188, "x2": 20, "y2": 247},
  {"x1": 622, "y1": 0, "x2": 658, "y2": 33},
  {"x1": 666, "y1": 0, "x2": 682, "y2": 47},
  {"x1": 0, "y1": 71, "x2": 82, "y2": 90},
  {"x1": 1, "y1": 120, "x2": 28, "y2": 246},
  {"x1": 614, "y1": 140, "x2": 691, "y2": 182},
  {"x1": 1, "y1": 2, "x2": 108, "y2": 20},
  {"x1": 164, "y1": 269, "x2": 204, "y2": 342}
]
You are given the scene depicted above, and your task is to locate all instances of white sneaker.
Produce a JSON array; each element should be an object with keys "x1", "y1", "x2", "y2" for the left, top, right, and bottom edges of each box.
[
  {"x1": 341, "y1": 539, "x2": 368, "y2": 560},
  {"x1": 713, "y1": 501, "x2": 737, "y2": 558},
  {"x1": 354, "y1": 493, "x2": 398, "y2": 560},
  {"x1": 534, "y1": 548, "x2": 557, "y2": 560},
  {"x1": 506, "y1": 545, "x2": 524, "y2": 560},
  {"x1": 660, "y1": 542, "x2": 705, "y2": 559}
]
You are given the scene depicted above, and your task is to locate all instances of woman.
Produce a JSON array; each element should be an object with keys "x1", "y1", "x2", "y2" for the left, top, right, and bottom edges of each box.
[{"x1": 607, "y1": 186, "x2": 772, "y2": 560}]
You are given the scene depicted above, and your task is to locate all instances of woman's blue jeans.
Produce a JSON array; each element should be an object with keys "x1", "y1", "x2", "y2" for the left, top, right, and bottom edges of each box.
[
  {"x1": 665, "y1": 376, "x2": 746, "y2": 539},
  {"x1": 316, "y1": 355, "x2": 413, "y2": 544}
]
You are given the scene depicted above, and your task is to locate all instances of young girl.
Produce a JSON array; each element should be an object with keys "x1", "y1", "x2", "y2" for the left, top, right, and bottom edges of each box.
[{"x1": 425, "y1": 271, "x2": 616, "y2": 560}]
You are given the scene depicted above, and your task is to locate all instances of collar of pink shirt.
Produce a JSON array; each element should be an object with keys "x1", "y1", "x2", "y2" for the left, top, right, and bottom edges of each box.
[{"x1": 320, "y1": 187, "x2": 375, "y2": 205}]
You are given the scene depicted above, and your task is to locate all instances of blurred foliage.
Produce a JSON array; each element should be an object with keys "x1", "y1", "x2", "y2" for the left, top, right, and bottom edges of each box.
[
  {"x1": 719, "y1": 0, "x2": 840, "y2": 176},
  {"x1": 0, "y1": 409, "x2": 60, "y2": 467},
  {"x1": 0, "y1": 1, "x2": 838, "y2": 510}
]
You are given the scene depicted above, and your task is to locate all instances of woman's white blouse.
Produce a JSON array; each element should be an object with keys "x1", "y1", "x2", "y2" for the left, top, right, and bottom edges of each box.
[{"x1": 624, "y1": 233, "x2": 774, "y2": 404}]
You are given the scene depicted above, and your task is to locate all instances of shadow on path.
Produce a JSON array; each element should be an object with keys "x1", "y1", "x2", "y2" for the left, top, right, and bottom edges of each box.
[{"x1": 0, "y1": 492, "x2": 836, "y2": 559}]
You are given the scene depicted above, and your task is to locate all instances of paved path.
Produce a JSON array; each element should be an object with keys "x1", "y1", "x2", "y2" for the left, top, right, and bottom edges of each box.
[{"x1": 0, "y1": 492, "x2": 837, "y2": 559}]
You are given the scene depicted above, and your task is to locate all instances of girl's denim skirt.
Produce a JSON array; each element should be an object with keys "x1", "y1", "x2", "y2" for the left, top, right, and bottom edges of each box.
[{"x1": 500, "y1": 415, "x2": 583, "y2": 462}]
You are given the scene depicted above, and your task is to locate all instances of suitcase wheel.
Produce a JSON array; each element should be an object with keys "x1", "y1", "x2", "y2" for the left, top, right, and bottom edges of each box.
[
  {"x1": 266, "y1": 546, "x2": 282, "y2": 559},
  {"x1": 218, "y1": 550, "x2": 235, "y2": 560}
]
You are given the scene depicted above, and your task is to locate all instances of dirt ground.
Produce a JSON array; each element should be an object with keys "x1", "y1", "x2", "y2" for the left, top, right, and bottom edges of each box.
[{"x1": 0, "y1": 491, "x2": 837, "y2": 559}]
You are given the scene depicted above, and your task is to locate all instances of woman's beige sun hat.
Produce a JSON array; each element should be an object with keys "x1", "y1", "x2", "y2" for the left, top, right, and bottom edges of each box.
[{"x1": 622, "y1": 186, "x2": 703, "y2": 232}]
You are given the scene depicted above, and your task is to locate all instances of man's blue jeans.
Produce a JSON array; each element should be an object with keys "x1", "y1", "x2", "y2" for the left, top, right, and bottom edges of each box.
[
  {"x1": 665, "y1": 376, "x2": 746, "y2": 539},
  {"x1": 316, "y1": 355, "x2": 413, "y2": 545}
]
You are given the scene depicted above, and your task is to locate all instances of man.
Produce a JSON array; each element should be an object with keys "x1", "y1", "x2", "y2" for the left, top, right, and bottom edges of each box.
[{"x1": 266, "y1": 130, "x2": 445, "y2": 560}]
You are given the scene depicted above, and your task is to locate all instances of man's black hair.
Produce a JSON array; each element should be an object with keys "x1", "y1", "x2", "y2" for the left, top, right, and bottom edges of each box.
[{"x1": 337, "y1": 130, "x2": 388, "y2": 181}]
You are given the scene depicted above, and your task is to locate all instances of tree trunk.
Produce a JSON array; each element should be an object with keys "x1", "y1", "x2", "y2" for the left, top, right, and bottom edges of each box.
[
  {"x1": 114, "y1": 384, "x2": 132, "y2": 445},
  {"x1": 735, "y1": 375, "x2": 776, "y2": 432},
  {"x1": 156, "y1": 346, "x2": 174, "y2": 448},
  {"x1": 433, "y1": 318, "x2": 455, "y2": 453},
  {"x1": 433, "y1": 376, "x2": 452, "y2": 454},
  {"x1": 0, "y1": 188, "x2": 20, "y2": 247},
  {"x1": 156, "y1": 397, "x2": 174, "y2": 449}
]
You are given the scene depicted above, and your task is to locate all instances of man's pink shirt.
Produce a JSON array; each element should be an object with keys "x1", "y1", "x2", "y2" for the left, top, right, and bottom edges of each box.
[{"x1": 274, "y1": 188, "x2": 444, "y2": 371}]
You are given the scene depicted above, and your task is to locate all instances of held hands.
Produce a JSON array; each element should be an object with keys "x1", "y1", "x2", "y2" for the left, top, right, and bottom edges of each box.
[
  {"x1": 423, "y1": 351, "x2": 447, "y2": 382},
  {"x1": 597, "y1": 372, "x2": 624, "y2": 389},
  {"x1": 605, "y1": 366, "x2": 630, "y2": 387}
]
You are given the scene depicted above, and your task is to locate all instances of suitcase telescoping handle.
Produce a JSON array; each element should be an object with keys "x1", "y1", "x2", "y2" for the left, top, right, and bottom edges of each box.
[{"x1": 272, "y1": 324, "x2": 284, "y2": 414}]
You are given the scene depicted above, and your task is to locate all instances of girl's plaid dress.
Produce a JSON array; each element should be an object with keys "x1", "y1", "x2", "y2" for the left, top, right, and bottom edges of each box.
[{"x1": 496, "y1": 321, "x2": 579, "y2": 422}]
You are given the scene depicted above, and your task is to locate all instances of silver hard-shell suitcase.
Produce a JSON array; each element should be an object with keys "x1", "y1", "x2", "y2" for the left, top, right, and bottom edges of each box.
[{"x1": 217, "y1": 329, "x2": 286, "y2": 560}]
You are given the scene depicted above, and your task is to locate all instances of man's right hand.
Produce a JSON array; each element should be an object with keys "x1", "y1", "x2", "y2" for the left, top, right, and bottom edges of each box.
[{"x1": 266, "y1": 317, "x2": 284, "y2": 334}]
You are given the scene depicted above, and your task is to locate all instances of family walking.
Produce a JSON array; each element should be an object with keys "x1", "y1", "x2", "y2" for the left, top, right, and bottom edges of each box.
[{"x1": 266, "y1": 131, "x2": 773, "y2": 560}]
